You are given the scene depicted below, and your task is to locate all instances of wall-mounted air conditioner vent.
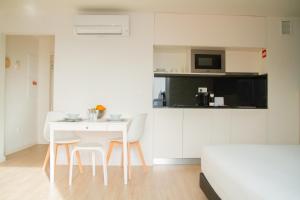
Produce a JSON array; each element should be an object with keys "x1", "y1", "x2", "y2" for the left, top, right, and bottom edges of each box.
[
  {"x1": 74, "y1": 15, "x2": 130, "y2": 36},
  {"x1": 281, "y1": 20, "x2": 291, "y2": 35}
]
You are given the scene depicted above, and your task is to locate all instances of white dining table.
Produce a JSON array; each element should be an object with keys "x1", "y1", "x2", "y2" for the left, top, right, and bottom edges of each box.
[{"x1": 48, "y1": 119, "x2": 130, "y2": 184}]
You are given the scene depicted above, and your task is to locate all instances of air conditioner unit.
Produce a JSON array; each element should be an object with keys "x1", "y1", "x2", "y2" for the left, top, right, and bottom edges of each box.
[{"x1": 74, "y1": 15, "x2": 130, "y2": 36}]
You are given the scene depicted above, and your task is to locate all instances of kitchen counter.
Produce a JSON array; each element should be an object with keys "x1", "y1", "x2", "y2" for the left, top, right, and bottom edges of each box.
[
  {"x1": 154, "y1": 72, "x2": 262, "y2": 78},
  {"x1": 153, "y1": 105, "x2": 268, "y2": 109}
]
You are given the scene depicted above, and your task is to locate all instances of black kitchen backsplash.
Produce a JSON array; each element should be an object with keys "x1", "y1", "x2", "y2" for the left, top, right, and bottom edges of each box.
[{"x1": 162, "y1": 74, "x2": 267, "y2": 108}]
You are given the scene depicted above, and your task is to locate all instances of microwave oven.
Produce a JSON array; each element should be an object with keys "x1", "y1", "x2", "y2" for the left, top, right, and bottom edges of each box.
[{"x1": 191, "y1": 49, "x2": 225, "y2": 73}]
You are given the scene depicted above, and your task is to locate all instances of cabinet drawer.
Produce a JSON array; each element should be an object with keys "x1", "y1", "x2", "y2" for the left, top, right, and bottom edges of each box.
[
  {"x1": 107, "y1": 124, "x2": 126, "y2": 131},
  {"x1": 80, "y1": 124, "x2": 108, "y2": 131}
]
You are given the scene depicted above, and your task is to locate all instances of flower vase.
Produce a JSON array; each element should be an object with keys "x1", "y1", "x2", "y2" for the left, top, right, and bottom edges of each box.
[{"x1": 97, "y1": 110, "x2": 105, "y2": 119}]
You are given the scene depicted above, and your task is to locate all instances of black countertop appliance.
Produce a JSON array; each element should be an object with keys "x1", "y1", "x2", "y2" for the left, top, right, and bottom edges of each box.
[{"x1": 195, "y1": 91, "x2": 209, "y2": 106}]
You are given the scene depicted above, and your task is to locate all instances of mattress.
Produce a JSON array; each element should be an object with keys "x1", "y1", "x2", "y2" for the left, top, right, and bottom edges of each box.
[{"x1": 201, "y1": 145, "x2": 300, "y2": 200}]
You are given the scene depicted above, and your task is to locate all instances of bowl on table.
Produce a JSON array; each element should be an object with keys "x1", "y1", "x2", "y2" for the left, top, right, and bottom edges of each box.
[
  {"x1": 66, "y1": 113, "x2": 80, "y2": 120},
  {"x1": 109, "y1": 114, "x2": 122, "y2": 121}
]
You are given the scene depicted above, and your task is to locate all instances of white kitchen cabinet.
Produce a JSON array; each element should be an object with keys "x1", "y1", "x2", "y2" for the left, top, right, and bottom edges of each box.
[
  {"x1": 153, "y1": 108, "x2": 268, "y2": 160},
  {"x1": 154, "y1": 13, "x2": 266, "y2": 48},
  {"x1": 153, "y1": 46, "x2": 266, "y2": 74},
  {"x1": 153, "y1": 109, "x2": 183, "y2": 158},
  {"x1": 182, "y1": 109, "x2": 212, "y2": 158},
  {"x1": 211, "y1": 110, "x2": 231, "y2": 145},
  {"x1": 230, "y1": 109, "x2": 267, "y2": 144},
  {"x1": 153, "y1": 46, "x2": 190, "y2": 73},
  {"x1": 225, "y1": 49, "x2": 266, "y2": 74}
]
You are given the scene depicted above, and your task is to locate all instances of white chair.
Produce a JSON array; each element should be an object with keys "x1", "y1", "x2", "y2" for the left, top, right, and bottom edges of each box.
[
  {"x1": 106, "y1": 113, "x2": 147, "y2": 178},
  {"x1": 69, "y1": 142, "x2": 108, "y2": 186},
  {"x1": 42, "y1": 112, "x2": 83, "y2": 173}
]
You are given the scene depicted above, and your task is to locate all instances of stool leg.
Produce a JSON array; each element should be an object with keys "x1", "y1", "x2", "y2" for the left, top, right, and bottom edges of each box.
[
  {"x1": 92, "y1": 152, "x2": 96, "y2": 176},
  {"x1": 101, "y1": 150, "x2": 108, "y2": 186},
  {"x1": 75, "y1": 151, "x2": 83, "y2": 173},
  {"x1": 64, "y1": 144, "x2": 71, "y2": 167},
  {"x1": 121, "y1": 146, "x2": 123, "y2": 167},
  {"x1": 106, "y1": 142, "x2": 115, "y2": 164},
  {"x1": 69, "y1": 149, "x2": 76, "y2": 186},
  {"x1": 128, "y1": 143, "x2": 132, "y2": 180},
  {"x1": 135, "y1": 142, "x2": 147, "y2": 172},
  {"x1": 54, "y1": 144, "x2": 59, "y2": 171},
  {"x1": 42, "y1": 145, "x2": 50, "y2": 170}
]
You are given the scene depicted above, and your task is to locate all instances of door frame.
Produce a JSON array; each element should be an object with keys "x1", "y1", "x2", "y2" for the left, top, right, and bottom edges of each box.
[
  {"x1": 0, "y1": 33, "x2": 6, "y2": 162},
  {"x1": 0, "y1": 34, "x2": 55, "y2": 158}
]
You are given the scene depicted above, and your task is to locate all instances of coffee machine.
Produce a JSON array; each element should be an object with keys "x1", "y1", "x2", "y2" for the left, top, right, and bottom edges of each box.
[{"x1": 195, "y1": 91, "x2": 210, "y2": 106}]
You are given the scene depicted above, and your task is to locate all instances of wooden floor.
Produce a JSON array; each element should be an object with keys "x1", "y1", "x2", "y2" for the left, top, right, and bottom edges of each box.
[{"x1": 0, "y1": 145, "x2": 207, "y2": 200}]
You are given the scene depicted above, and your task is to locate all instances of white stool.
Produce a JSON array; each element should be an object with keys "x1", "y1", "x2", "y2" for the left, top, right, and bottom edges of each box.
[{"x1": 69, "y1": 143, "x2": 108, "y2": 186}]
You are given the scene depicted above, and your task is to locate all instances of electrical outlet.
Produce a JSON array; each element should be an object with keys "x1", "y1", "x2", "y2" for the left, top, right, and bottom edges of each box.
[{"x1": 198, "y1": 87, "x2": 207, "y2": 93}]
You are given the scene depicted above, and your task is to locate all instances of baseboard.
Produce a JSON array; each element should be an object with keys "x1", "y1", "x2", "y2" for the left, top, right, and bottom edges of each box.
[
  {"x1": 5, "y1": 143, "x2": 36, "y2": 155},
  {"x1": 153, "y1": 158, "x2": 201, "y2": 165}
]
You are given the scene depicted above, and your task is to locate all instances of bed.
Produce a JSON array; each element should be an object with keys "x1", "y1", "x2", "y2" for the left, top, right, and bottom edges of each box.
[{"x1": 200, "y1": 145, "x2": 300, "y2": 200}]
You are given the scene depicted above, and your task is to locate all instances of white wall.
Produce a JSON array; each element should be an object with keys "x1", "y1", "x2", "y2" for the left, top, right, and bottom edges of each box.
[
  {"x1": 0, "y1": 12, "x2": 154, "y2": 165},
  {"x1": 267, "y1": 18, "x2": 300, "y2": 144},
  {"x1": 53, "y1": 13, "x2": 154, "y2": 165},
  {"x1": 5, "y1": 36, "x2": 39, "y2": 154},
  {"x1": 0, "y1": 34, "x2": 5, "y2": 161},
  {"x1": 37, "y1": 36, "x2": 54, "y2": 144}
]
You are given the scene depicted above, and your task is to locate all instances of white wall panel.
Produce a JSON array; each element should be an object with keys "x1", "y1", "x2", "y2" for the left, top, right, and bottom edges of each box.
[
  {"x1": 266, "y1": 18, "x2": 300, "y2": 144},
  {"x1": 183, "y1": 109, "x2": 212, "y2": 158},
  {"x1": 153, "y1": 109, "x2": 183, "y2": 158},
  {"x1": 155, "y1": 14, "x2": 267, "y2": 48},
  {"x1": 231, "y1": 109, "x2": 267, "y2": 144},
  {"x1": 0, "y1": 33, "x2": 5, "y2": 162}
]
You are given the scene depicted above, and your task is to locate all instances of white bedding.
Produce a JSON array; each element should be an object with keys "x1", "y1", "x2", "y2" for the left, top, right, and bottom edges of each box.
[{"x1": 201, "y1": 145, "x2": 300, "y2": 200}]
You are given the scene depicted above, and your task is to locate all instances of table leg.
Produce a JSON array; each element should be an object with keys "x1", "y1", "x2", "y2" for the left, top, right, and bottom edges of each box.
[
  {"x1": 50, "y1": 127, "x2": 55, "y2": 183},
  {"x1": 122, "y1": 126, "x2": 128, "y2": 184}
]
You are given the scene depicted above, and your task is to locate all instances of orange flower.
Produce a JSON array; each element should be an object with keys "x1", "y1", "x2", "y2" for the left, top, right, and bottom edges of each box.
[{"x1": 96, "y1": 105, "x2": 106, "y2": 111}]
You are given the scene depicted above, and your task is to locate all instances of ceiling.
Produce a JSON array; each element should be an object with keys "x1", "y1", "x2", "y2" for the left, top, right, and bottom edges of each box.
[{"x1": 0, "y1": 0, "x2": 299, "y2": 17}]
